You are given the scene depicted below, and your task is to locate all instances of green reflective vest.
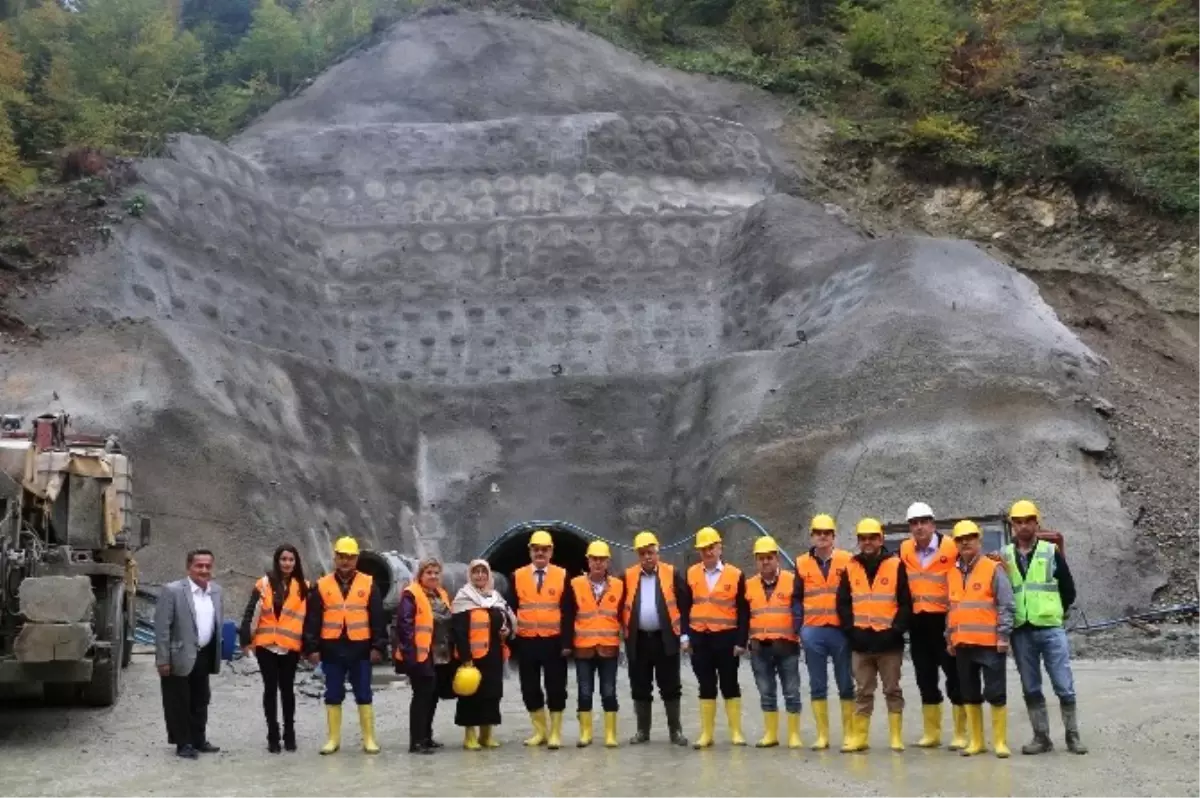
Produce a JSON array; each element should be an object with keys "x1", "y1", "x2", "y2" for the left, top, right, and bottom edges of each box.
[{"x1": 1001, "y1": 539, "x2": 1064, "y2": 628}]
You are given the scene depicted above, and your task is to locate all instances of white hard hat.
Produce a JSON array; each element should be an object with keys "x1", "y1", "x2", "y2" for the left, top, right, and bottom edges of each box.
[{"x1": 906, "y1": 502, "x2": 935, "y2": 521}]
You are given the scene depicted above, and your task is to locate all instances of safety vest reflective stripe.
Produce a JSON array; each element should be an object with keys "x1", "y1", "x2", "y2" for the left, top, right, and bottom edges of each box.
[
  {"x1": 515, "y1": 565, "x2": 566, "y2": 638},
  {"x1": 468, "y1": 609, "x2": 491, "y2": 658},
  {"x1": 318, "y1": 572, "x2": 373, "y2": 641},
  {"x1": 797, "y1": 550, "x2": 851, "y2": 628},
  {"x1": 623, "y1": 564, "x2": 682, "y2": 637},
  {"x1": 900, "y1": 536, "x2": 957, "y2": 614},
  {"x1": 1002, "y1": 541, "x2": 1063, "y2": 627},
  {"x1": 252, "y1": 577, "x2": 307, "y2": 651},
  {"x1": 394, "y1": 584, "x2": 450, "y2": 663},
  {"x1": 571, "y1": 575, "x2": 622, "y2": 649},
  {"x1": 747, "y1": 571, "x2": 798, "y2": 642},
  {"x1": 848, "y1": 557, "x2": 900, "y2": 631},
  {"x1": 687, "y1": 563, "x2": 742, "y2": 633},
  {"x1": 948, "y1": 557, "x2": 999, "y2": 646}
]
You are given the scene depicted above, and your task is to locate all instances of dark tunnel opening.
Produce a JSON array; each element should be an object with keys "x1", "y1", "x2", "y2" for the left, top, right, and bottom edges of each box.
[{"x1": 486, "y1": 525, "x2": 591, "y2": 585}]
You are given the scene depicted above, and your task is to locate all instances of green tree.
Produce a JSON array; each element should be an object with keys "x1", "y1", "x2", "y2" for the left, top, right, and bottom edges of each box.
[{"x1": 235, "y1": 0, "x2": 310, "y2": 91}]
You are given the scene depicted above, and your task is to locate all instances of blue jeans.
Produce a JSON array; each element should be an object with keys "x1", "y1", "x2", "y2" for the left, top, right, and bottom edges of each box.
[
  {"x1": 321, "y1": 656, "x2": 374, "y2": 705},
  {"x1": 1011, "y1": 625, "x2": 1077, "y2": 705},
  {"x1": 575, "y1": 655, "x2": 619, "y2": 712},
  {"x1": 801, "y1": 626, "x2": 854, "y2": 701},
  {"x1": 750, "y1": 642, "x2": 802, "y2": 713}
]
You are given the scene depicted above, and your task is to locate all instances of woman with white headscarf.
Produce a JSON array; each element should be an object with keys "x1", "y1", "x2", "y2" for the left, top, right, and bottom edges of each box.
[{"x1": 451, "y1": 559, "x2": 516, "y2": 750}]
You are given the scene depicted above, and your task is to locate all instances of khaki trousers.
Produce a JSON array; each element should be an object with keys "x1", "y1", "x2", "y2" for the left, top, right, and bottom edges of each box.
[{"x1": 852, "y1": 650, "x2": 904, "y2": 717}]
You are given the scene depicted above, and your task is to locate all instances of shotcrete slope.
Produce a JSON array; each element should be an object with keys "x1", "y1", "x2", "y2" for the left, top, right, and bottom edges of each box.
[{"x1": 0, "y1": 10, "x2": 1159, "y2": 615}]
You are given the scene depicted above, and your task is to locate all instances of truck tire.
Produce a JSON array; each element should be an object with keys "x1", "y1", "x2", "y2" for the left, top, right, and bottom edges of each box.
[{"x1": 82, "y1": 583, "x2": 124, "y2": 707}]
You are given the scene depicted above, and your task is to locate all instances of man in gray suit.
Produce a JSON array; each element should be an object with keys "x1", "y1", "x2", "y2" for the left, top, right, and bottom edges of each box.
[{"x1": 155, "y1": 548, "x2": 223, "y2": 759}]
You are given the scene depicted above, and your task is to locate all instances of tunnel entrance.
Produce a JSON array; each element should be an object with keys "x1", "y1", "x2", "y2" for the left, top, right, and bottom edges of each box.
[{"x1": 484, "y1": 522, "x2": 591, "y2": 584}]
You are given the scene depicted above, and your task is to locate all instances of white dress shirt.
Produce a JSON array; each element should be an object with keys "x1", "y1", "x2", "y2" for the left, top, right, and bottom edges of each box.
[
  {"x1": 191, "y1": 579, "x2": 215, "y2": 648},
  {"x1": 638, "y1": 570, "x2": 661, "y2": 632},
  {"x1": 703, "y1": 560, "x2": 725, "y2": 591}
]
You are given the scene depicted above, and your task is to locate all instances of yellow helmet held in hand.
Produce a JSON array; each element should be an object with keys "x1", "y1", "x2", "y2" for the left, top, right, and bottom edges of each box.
[
  {"x1": 453, "y1": 663, "x2": 482, "y2": 697},
  {"x1": 952, "y1": 519, "x2": 982, "y2": 539},
  {"x1": 695, "y1": 526, "x2": 722, "y2": 549},
  {"x1": 333, "y1": 536, "x2": 360, "y2": 556},
  {"x1": 1009, "y1": 499, "x2": 1040, "y2": 521},
  {"x1": 586, "y1": 540, "x2": 612, "y2": 558},
  {"x1": 855, "y1": 518, "x2": 883, "y2": 536},
  {"x1": 529, "y1": 529, "x2": 554, "y2": 547},
  {"x1": 753, "y1": 536, "x2": 780, "y2": 556},
  {"x1": 633, "y1": 531, "x2": 659, "y2": 551},
  {"x1": 811, "y1": 514, "x2": 836, "y2": 532}
]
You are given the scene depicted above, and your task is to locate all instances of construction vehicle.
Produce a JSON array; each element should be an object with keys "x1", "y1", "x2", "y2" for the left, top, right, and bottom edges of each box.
[
  {"x1": 882, "y1": 513, "x2": 1065, "y2": 555},
  {"x1": 0, "y1": 412, "x2": 150, "y2": 706}
]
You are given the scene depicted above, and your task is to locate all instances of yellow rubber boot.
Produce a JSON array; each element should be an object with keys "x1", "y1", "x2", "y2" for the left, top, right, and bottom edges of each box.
[
  {"x1": 756, "y1": 711, "x2": 779, "y2": 748},
  {"x1": 948, "y1": 704, "x2": 968, "y2": 751},
  {"x1": 811, "y1": 700, "x2": 830, "y2": 750},
  {"x1": 840, "y1": 700, "x2": 856, "y2": 750},
  {"x1": 603, "y1": 712, "x2": 619, "y2": 747},
  {"x1": 726, "y1": 698, "x2": 747, "y2": 746},
  {"x1": 524, "y1": 709, "x2": 548, "y2": 746},
  {"x1": 786, "y1": 712, "x2": 803, "y2": 749},
  {"x1": 464, "y1": 726, "x2": 482, "y2": 751},
  {"x1": 694, "y1": 699, "x2": 717, "y2": 748},
  {"x1": 992, "y1": 705, "x2": 1010, "y2": 758},
  {"x1": 961, "y1": 705, "x2": 986, "y2": 756},
  {"x1": 319, "y1": 704, "x2": 342, "y2": 755},
  {"x1": 358, "y1": 704, "x2": 380, "y2": 754},
  {"x1": 577, "y1": 711, "x2": 593, "y2": 748},
  {"x1": 478, "y1": 725, "x2": 501, "y2": 748},
  {"x1": 547, "y1": 711, "x2": 564, "y2": 750},
  {"x1": 841, "y1": 713, "x2": 869, "y2": 752},
  {"x1": 888, "y1": 712, "x2": 904, "y2": 752},
  {"x1": 917, "y1": 704, "x2": 942, "y2": 747}
]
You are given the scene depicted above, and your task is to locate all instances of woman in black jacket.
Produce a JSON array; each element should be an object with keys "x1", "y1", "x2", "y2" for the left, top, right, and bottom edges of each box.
[{"x1": 450, "y1": 560, "x2": 517, "y2": 749}]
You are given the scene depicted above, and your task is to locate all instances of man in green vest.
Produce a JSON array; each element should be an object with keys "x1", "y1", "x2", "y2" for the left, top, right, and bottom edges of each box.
[{"x1": 1001, "y1": 500, "x2": 1087, "y2": 756}]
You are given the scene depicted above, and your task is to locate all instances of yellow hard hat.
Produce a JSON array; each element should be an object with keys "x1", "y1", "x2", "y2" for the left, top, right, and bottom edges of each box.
[
  {"x1": 953, "y1": 519, "x2": 982, "y2": 539},
  {"x1": 633, "y1": 530, "x2": 659, "y2": 551},
  {"x1": 586, "y1": 540, "x2": 612, "y2": 558},
  {"x1": 1009, "y1": 499, "x2": 1040, "y2": 520},
  {"x1": 333, "y1": 536, "x2": 360, "y2": 556},
  {"x1": 528, "y1": 529, "x2": 554, "y2": 547},
  {"x1": 811, "y1": 513, "x2": 836, "y2": 531},
  {"x1": 452, "y1": 663, "x2": 481, "y2": 697},
  {"x1": 855, "y1": 518, "x2": 883, "y2": 536},
  {"x1": 753, "y1": 536, "x2": 780, "y2": 556},
  {"x1": 695, "y1": 526, "x2": 722, "y2": 549}
]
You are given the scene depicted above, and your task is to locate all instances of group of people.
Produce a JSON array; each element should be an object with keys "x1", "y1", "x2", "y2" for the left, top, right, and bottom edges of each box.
[{"x1": 154, "y1": 498, "x2": 1087, "y2": 762}]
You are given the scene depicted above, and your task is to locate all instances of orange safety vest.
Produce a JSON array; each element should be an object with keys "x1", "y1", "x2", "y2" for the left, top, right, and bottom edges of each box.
[
  {"x1": 746, "y1": 570, "x2": 798, "y2": 642},
  {"x1": 514, "y1": 564, "x2": 566, "y2": 638},
  {"x1": 394, "y1": 583, "x2": 450, "y2": 664},
  {"x1": 318, "y1": 571, "x2": 373, "y2": 641},
  {"x1": 252, "y1": 576, "x2": 306, "y2": 652},
  {"x1": 847, "y1": 556, "x2": 901, "y2": 631},
  {"x1": 900, "y1": 535, "x2": 957, "y2": 614},
  {"x1": 688, "y1": 562, "x2": 741, "y2": 633},
  {"x1": 624, "y1": 564, "x2": 681, "y2": 637},
  {"x1": 571, "y1": 574, "x2": 623, "y2": 651},
  {"x1": 465, "y1": 607, "x2": 511, "y2": 662},
  {"x1": 948, "y1": 557, "x2": 1000, "y2": 647},
  {"x1": 796, "y1": 550, "x2": 851, "y2": 627}
]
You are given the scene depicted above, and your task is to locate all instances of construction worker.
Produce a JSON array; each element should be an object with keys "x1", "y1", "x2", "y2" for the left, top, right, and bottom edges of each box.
[
  {"x1": 746, "y1": 536, "x2": 803, "y2": 749},
  {"x1": 561, "y1": 540, "x2": 625, "y2": 748},
  {"x1": 624, "y1": 530, "x2": 691, "y2": 746},
  {"x1": 898, "y1": 502, "x2": 966, "y2": 749},
  {"x1": 505, "y1": 529, "x2": 569, "y2": 749},
  {"x1": 687, "y1": 526, "x2": 750, "y2": 748},
  {"x1": 302, "y1": 536, "x2": 387, "y2": 755},
  {"x1": 1001, "y1": 499, "x2": 1087, "y2": 755},
  {"x1": 796, "y1": 514, "x2": 855, "y2": 750},
  {"x1": 946, "y1": 519, "x2": 1015, "y2": 758},
  {"x1": 836, "y1": 518, "x2": 911, "y2": 753}
]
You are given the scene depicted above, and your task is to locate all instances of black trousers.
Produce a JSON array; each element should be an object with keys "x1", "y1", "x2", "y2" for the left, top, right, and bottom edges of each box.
[
  {"x1": 161, "y1": 642, "x2": 215, "y2": 749},
  {"x1": 956, "y1": 645, "x2": 1007, "y2": 706},
  {"x1": 691, "y1": 630, "x2": 741, "y2": 700},
  {"x1": 910, "y1": 613, "x2": 962, "y2": 705},
  {"x1": 255, "y1": 649, "x2": 299, "y2": 728},
  {"x1": 409, "y1": 669, "x2": 439, "y2": 746},
  {"x1": 516, "y1": 637, "x2": 568, "y2": 712},
  {"x1": 629, "y1": 631, "x2": 682, "y2": 703}
]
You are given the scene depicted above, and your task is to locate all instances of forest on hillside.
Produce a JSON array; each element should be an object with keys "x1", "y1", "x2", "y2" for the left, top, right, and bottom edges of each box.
[{"x1": 0, "y1": 0, "x2": 1195, "y2": 213}]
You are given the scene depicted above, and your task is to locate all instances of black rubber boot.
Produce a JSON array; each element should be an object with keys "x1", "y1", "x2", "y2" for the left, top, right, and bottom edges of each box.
[
  {"x1": 629, "y1": 700, "x2": 652, "y2": 744},
  {"x1": 267, "y1": 720, "x2": 282, "y2": 754},
  {"x1": 1062, "y1": 704, "x2": 1088, "y2": 755},
  {"x1": 665, "y1": 699, "x2": 689, "y2": 747},
  {"x1": 1021, "y1": 701, "x2": 1053, "y2": 755},
  {"x1": 282, "y1": 721, "x2": 296, "y2": 752}
]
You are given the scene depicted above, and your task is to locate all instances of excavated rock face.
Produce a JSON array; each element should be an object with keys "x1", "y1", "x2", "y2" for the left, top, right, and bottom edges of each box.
[{"x1": 1, "y1": 11, "x2": 1160, "y2": 614}]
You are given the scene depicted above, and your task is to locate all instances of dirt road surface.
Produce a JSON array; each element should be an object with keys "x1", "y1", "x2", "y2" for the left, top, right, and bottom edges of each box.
[{"x1": 0, "y1": 655, "x2": 1195, "y2": 797}]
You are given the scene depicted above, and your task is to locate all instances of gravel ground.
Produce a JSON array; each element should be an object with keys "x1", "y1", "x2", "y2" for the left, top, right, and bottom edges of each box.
[{"x1": 0, "y1": 652, "x2": 1195, "y2": 797}]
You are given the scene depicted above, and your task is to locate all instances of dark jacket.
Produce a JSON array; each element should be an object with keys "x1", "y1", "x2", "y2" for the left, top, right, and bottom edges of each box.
[
  {"x1": 625, "y1": 564, "x2": 692, "y2": 661},
  {"x1": 685, "y1": 564, "x2": 751, "y2": 649},
  {"x1": 393, "y1": 589, "x2": 453, "y2": 676},
  {"x1": 836, "y1": 548, "x2": 912, "y2": 653},
  {"x1": 238, "y1": 576, "x2": 309, "y2": 648},
  {"x1": 560, "y1": 573, "x2": 626, "y2": 652},
  {"x1": 301, "y1": 571, "x2": 388, "y2": 660}
]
